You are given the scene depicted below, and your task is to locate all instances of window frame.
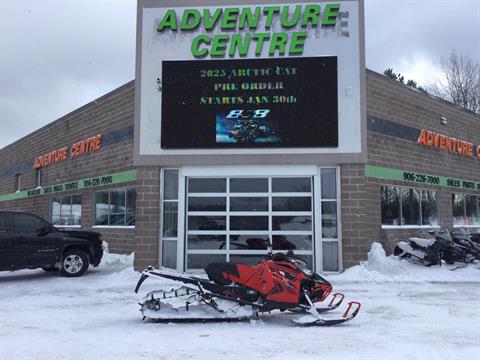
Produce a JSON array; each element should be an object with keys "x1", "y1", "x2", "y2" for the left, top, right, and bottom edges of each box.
[
  {"x1": 50, "y1": 194, "x2": 82, "y2": 228},
  {"x1": 163, "y1": 165, "x2": 341, "y2": 274},
  {"x1": 14, "y1": 174, "x2": 21, "y2": 192},
  {"x1": 35, "y1": 169, "x2": 42, "y2": 188},
  {"x1": 160, "y1": 169, "x2": 180, "y2": 270},
  {"x1": 92, "y1": 187, "x2": 136, "y2": 228},
  {"x1": 380, "y1": 185, "x2": 440, "y2": 229},
  {"x1": 452, "y1": 193, "x2": 480, "y2": 228}
]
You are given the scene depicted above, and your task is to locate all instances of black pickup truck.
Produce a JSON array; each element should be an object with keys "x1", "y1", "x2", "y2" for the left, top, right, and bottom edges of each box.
[{"x1": 0, "y1": 210, "x2": 103, "y2": 277}]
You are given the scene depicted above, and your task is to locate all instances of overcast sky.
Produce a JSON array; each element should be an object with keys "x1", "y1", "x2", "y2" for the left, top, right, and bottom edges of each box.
[{"x1": 1, "y1": 0, "x2": 479, "y2": 149}]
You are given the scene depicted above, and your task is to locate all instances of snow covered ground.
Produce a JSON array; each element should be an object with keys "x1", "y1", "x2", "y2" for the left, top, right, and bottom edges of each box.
[{"x1": 1, "y1": 244, "x2": 479, "y2": 360}]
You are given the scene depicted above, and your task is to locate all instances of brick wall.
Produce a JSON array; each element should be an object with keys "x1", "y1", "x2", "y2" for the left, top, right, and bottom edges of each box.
[
  {"x1": 0, "y1": 81, "x2": 136, "y2": 253},
  {"x1": 354, "y1": 70, "x2": 480, "y2": 258},
  {"x1": 133, "y1": 167, "x2": 160, "y2": 270}
]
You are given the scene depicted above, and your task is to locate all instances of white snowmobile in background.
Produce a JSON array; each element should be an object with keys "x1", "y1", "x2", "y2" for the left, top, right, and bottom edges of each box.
[{"x1": 394, "y1": 228, "x2": 477, "y2": 266}]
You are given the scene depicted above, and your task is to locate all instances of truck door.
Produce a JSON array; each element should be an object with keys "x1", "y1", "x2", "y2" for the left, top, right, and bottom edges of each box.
[{"x1": 11, "y1": 213, "x2": 60, "y2": 267}]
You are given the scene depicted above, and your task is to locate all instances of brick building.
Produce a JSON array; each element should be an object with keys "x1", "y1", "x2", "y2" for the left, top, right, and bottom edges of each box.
[
  {"x1": 0, "y1": 82, "x2": 137, "y2": 254},
  {"x1": 1, "y1": 70, "x2": 479, "y2": 273}
]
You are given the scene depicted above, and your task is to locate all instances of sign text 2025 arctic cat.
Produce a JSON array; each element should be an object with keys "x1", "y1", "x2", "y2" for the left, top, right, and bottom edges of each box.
[{"x1": 135, "y1": 250, "x2": 361, "y2": 326}]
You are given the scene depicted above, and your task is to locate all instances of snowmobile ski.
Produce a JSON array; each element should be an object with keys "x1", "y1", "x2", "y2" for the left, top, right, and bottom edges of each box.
[
  {"x1": 288, "y1": 292, "x2": 345, "y2": 314},
  {"x1": 291, "y1": 301, "x2": 361, "y2": 326}
]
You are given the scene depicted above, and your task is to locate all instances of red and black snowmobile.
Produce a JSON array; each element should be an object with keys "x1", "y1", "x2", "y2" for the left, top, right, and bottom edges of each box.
[{"x1": 135, "y1": 250, "x2": 361, "y2": 326}]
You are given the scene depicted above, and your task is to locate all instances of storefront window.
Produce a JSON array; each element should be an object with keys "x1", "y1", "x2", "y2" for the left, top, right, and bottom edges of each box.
[
  {"x1": 401, "y1": 188, "x2": 420, "y2": 225},
  {"x1": 381, "y1": 186, "x2": 438, "y2": 227},
  {"x1": 453, "y1": 194, "x2": 480, "y2": 226},
  {"x1": 381, "y1": 186, "x2": 400, "y2": 225},
  {"x1": 14, "y1": 174, "x2": 21, "y2": 192},
  {"x1": 186, "y1": 176, "x2": 315, "y2": 270},
  {"x1": 321, "y1": 202, "x2": 337, "y2": 238},
  {"x1": 162, "y1": 240, "x2": 177, "y2": 269},
  {"x1": 322, "y1": 241, "x2": 338, "y2": 272},
  {"x1": 321, "y1": 168, "x2": 337, "y2": 199},
  {"x1": 161, "y1": 169, "x2": 179, "y2": 269},
  {"x1": 466, "y1": 195, "x2": 480, "y2": 225},
  {"x1": 94, "y1": 192, "x2": 109, "y2": 225},
  {"x1": 94, "y1": 188, "x2": 136, "y2": 226},
  {"x1": 111, "y1": 189, "x2": 127, "y2": 225},
  {"x1": 421, "y1": 191, "x2": 439, "y2": 226},
  {"x1": 35, "y1": 169, "x2": 42, "y2": 188},
  {"x1": 51, "y1": 195, "x2": 81, "y2": 226}
]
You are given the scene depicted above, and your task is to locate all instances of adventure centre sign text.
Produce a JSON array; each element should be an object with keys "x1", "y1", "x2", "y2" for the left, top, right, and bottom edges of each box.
[{"x1": 156, "y1": 4, "x2": 342, "y2": 57}]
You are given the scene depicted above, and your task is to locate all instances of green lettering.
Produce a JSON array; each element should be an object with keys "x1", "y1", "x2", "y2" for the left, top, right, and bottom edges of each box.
[
  {"x1": 239, "y1": 7, "x2": 261, "y2": 30},
  {"x1": 221, "y1": 7, "x2": 239, "y2": 29},
  {"x1": 301, "y1": 4, "x2": 320, "y2": 27},
  {"x1": 280, "y1": 5, "x2": 301, "y2": 28},
  {"x1": 230, "y1": 34, "x2": 251, "y2": 57},
  {"x1": 289, "y1": 32, "x2": 307, "y2": 54},
  {"x1": 263, "y1": 6, "x2": 280, "y2": 29},
  {"x1": 322, "y1": 4, "x2": 340, "y2": 26},
  {"x1": 191, "y1": 35, "x2": 210, "y2": 57},
  {"x1": 157, "y1": 9, "x2": 177, "y2": 31},
  {"x1": 203, "y1": 8, "x2": 223, "y2": 30},
  {"x1": 252, "y1": 33, "x2": 270, "y2": 56},
  {"x1": 180, "y1": 9, "x2": 201, "y2": 30},
  {"x1": 211, "y1": 35, "x2": 229, "y2": 57},
  {"x1": 269, "y1": 33, "x2": 288, "y2": 56}
]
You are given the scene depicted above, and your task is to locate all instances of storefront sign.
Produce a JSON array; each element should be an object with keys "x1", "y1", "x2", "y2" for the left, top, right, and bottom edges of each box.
[
  {"x1": 34, "y1": 134, "x2": 102, "y2": 169},
  {"x1": 136, "y1": 0, "x2": 365, "y2": 159},
  {"x1": 157, "y1": 4, "x2": 341, "y2": 58},
  {"x1": 0, "y1": 170, "x2": 137, "y2": 203},
  {"x1": 365, "y1": 165, "x2": 480, "y2": 191},
  {"x1": 417, "y1": 129, "x2": 479, "y2": 161}
]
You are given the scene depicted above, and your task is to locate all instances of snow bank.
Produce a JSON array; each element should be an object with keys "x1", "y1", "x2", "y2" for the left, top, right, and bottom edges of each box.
[
  {"x1": 99, "y1": 251, "x2": 134, "y2": 270},
  {"x1": 87, "y1": 251, "x2": 138, "y2": 283},
  {"x1": 332, "y1": 242, "x2": 480, "y2": 283}
]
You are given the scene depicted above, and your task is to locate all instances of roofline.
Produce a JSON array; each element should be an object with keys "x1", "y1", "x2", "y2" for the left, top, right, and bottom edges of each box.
[
  {"x1": 366, "y1": 68, "x2": 480, "y2": 119},
  {"x1": 1, "y1": 79, "x2": 135, "y2": 151}
]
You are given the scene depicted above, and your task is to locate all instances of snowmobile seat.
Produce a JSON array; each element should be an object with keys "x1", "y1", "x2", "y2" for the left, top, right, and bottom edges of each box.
[{"x1": 205, "y1": 262, "x2": 242, "y2": 285}]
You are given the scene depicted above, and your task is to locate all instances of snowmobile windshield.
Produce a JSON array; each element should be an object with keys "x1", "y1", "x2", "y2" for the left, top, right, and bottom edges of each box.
[{"x1": 290, "y1": 258, "x2": 312, "y2": 276}]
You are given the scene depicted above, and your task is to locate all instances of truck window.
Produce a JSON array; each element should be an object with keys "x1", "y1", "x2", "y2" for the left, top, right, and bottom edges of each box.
[{"x1": 12, "y1": 213, "x2": 47, "y2": 233}]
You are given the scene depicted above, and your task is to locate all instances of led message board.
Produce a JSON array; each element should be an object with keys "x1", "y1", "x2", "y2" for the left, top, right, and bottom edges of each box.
[{"x1": 161, "y1": 57, "x2": 337, "y2": 149}]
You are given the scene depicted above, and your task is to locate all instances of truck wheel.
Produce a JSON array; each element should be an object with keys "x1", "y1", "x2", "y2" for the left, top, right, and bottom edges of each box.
[{"x1": 60, "y1": 249, "x2": 89, "y2": 277}]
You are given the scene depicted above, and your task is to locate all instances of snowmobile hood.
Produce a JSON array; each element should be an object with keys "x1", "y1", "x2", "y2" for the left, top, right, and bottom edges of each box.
[{"x1": 409, "y1": 237, "x2": 436, "y2": 248}]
